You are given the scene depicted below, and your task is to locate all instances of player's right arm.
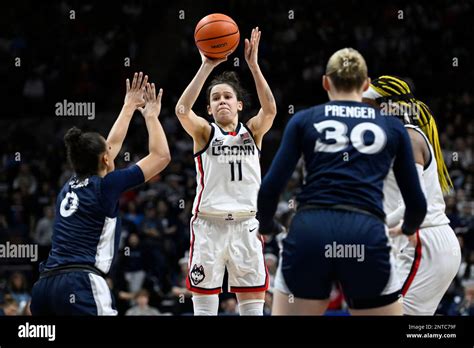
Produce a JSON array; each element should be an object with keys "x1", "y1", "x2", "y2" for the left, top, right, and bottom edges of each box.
[{"x1": 175, "y1": 52, "x2": 226, "y2": 149}]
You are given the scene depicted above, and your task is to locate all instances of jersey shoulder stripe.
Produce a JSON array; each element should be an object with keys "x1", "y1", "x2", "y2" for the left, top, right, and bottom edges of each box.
[{"x1": 193, "y1": 122, "x2": 215, "y2": 158}]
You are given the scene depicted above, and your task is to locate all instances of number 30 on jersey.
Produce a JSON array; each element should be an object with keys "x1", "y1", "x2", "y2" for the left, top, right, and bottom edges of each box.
[{"x1": 314, "y1": 120, "x2": 387, "y2": 154}]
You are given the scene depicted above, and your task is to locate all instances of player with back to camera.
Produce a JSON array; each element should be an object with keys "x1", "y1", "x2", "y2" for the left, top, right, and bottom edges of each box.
[
  {"x1": 257, "y1": 48, "x2": 427, "y2": 315},
  {"x1": 362, "y1": 76, "x2": 461, "y2": 315},
  {"x1": 30, "y1": 73, "x2": 171, "y2": 315},
  {"x1": 175, "y1": 28, "x2": 277, "y2": 316}
]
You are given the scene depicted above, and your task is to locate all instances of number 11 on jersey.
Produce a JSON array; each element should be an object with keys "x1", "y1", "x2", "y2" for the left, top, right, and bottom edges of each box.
[{"x1": 229, "y1": 161, "x2": 243, "y2": 181}]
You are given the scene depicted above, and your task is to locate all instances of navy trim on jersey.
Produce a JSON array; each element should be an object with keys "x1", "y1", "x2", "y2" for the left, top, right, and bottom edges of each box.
[
  {"x1": 194, "y1": 156, "x2": 205, "y2": 214},
  {"x1": 215, "y1": 122, "x2": 241, "y2": 136},
  {"x1": 242, "y1": 122, "x2": 261, "y2": 154},
  {"x1": 193, "y1": 123, "x2": 215, "y2": 158}
]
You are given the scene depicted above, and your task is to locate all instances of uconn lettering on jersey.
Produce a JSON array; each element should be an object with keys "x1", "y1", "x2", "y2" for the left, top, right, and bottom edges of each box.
[
  {"x1": 325, "y1": 105, "x2": 376, "y2": 119},
  {"x1": 211, "y1": 141, "x2": 256, "y2": 164}
]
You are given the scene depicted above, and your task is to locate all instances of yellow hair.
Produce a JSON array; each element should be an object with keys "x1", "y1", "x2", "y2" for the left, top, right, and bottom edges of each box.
[{"x1": 371, "y1": 75, "x2": 453, "y2": 193}]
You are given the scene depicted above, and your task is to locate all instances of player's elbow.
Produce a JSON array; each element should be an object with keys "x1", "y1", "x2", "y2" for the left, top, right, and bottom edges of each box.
[
  {"x1": 154, "y1": 151, "x2": 171, "y2": 168},
  {"x1": 152, "y1": 153, "x2": 171, "y2": 175},
  {"x1": 175, "y1": 103, "x2": 190, "y2": 118},
  {"x1": 263, "y1": 107, "x2": 277, "y2": 119},
  {"x1": 161, "y1": 152, "x2": 172, "y2": 166}
]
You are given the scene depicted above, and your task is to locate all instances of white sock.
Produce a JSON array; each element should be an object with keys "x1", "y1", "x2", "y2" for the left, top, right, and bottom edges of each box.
[
  {"x1": 192, "y1": 294, "x2": 219, "y2": 316},
  {"x1": 238, "y1": 299, "x2": 265, "y2": 316}
]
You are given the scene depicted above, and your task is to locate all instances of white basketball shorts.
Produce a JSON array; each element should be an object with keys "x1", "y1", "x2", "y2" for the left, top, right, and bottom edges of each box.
[
  {"x1": 393, "y1": 224, "x2": 461, "y2": 315},
  {"x1": 186, "y1": 215, "x2": 269, "y2": 294}
]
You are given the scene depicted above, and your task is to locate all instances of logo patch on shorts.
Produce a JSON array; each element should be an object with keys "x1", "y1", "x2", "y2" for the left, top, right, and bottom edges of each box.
[{"x1": 190, "y1": 264, "x2": 205, "y2": 285}]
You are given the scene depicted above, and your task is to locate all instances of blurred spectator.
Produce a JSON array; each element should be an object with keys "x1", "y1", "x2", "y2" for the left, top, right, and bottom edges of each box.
[
  {"x1": 220, "y1": 296, "x2": 238, "y2": 316},
  {"x1": 7, "y1": 272, "x2": 31, "y2": 315},
  {"x1": 123, "y1": 233, "x2": 146, "y2": 294},
  {"x1": 170, "y1": 256, "x2": 193, "y2": 314},
  {"x1": 13, "y1": 164, "x2": 37, "y2": 195},
  {"x1": 125, "y1": 289, "x2": 161, "y2": 316},
  {"x1": 34, "y1": 205, "x2": 54, "y2": 247},
  {"x1": 0, "y1": 296, "x2": 19, "y2": 316},
  {"x1": 23, "y1": 73, "x2": 45, "y2": 101},
  {"x1": 123, "y1": 201, "x2": 144, "y2": 228},
  {"x1": 34, "y1": 182, "x2": 55, "y2": 218}
]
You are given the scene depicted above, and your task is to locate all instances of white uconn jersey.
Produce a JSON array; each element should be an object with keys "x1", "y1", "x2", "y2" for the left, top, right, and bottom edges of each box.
[
  {"x1": 192, "y1": 122, "x2": 261, "y2": 216},
  {"x1": 383, "y1": 125, "x2": 449, "y2": 228}
]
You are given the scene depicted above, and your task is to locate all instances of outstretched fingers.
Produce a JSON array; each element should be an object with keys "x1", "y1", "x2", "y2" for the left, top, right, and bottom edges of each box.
[
  {"x1": 141, "y1": 74, "x2": 149, "y2": 90},
  {"x1": 131, "y1": 72, "x2": 138, "y2": 89},
  {"x1": 156, "y1": 87, "x2": 163, "y2": 104}
]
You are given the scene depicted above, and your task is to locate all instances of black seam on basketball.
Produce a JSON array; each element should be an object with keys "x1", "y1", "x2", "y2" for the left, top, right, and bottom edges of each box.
[
  {"x1": 196, "y1": 30, "x2": 239, "y2": 43},
  {"x1": 195, "y1": 19, "x2": 237, "y2": 36},
  {"x1": 197, "y1": 39, "x2": 239, "y2": 55}
]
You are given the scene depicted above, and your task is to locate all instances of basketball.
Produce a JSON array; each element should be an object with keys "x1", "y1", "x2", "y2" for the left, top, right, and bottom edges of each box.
[{"x1": 194, "y1": 13, "x2": 240, "y2": 59}]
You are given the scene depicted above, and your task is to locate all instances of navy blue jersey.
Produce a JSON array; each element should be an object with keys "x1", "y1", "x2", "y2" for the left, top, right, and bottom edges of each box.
[
  {"x1": 42, "y1": 165, "x2": 144, "y2": 274},
  {"x1": 258, "y1": 100, "x2": 426, "y2": 235}
]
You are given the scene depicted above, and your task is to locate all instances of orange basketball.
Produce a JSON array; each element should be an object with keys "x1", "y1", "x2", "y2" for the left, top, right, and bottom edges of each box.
[{"x1": 194, "y1": 13, "x2": 240, "y2": 59}]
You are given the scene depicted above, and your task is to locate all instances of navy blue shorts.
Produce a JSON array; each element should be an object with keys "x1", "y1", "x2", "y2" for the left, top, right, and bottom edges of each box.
[
  {"x1": 281, "y1": 208, "x2": 401, "y2": 309},
  {"x1": 31, "y1": 270, "x2": 117, "y2": 316}
]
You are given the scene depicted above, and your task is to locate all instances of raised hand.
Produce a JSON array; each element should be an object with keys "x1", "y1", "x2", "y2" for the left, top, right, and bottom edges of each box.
[
  {"x1": 124, "y1": 72, "x2": 148, "y2": 109},
  {"x1": 245, "y1": 27, "x2": 261, "y2": 70},
  {"x1": 138, "y1": 83, "x2": 163, "y2": 119},
  {"x1": 200, "y1": 50, "x2": 228, "y2": 69}
]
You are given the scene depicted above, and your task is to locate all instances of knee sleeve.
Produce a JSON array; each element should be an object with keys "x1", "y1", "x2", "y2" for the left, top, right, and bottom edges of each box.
[
  {"x1": 238, "y1": 299, "x2": 265, "y2": 316},
  {"x1": 192, "y1": 294, "x2": 219, "y2": 316}
]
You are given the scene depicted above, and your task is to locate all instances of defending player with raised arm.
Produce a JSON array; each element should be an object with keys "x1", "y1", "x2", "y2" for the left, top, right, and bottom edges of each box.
[
  {"x1": 175, "y1": 28, "x2": 277, "y2": 316},
  {"x1": 30, "y1": 74, "x2": 170, "y2": 315}
]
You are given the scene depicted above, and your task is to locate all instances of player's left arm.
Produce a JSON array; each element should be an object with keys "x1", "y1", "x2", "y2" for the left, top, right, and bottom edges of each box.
[
  {"x1": 245, "y1": 28, "x2": 277, "y2": 147},
  {"x1": 257, "y1": 114, "x2": 302, "y2": 234},
  {"x1": 107, "y1": 72, "x2": 148, "y2": 161}
]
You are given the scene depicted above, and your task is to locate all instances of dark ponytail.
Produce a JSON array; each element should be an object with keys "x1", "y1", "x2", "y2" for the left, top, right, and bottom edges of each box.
[{"x1": 64, "y1": 127, "x2": 106, "y2": 178}]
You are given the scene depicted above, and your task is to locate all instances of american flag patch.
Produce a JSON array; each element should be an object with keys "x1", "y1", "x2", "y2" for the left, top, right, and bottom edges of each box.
[{"x1": 240, "y1": 132, "x2": 250, "y2": 140}]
